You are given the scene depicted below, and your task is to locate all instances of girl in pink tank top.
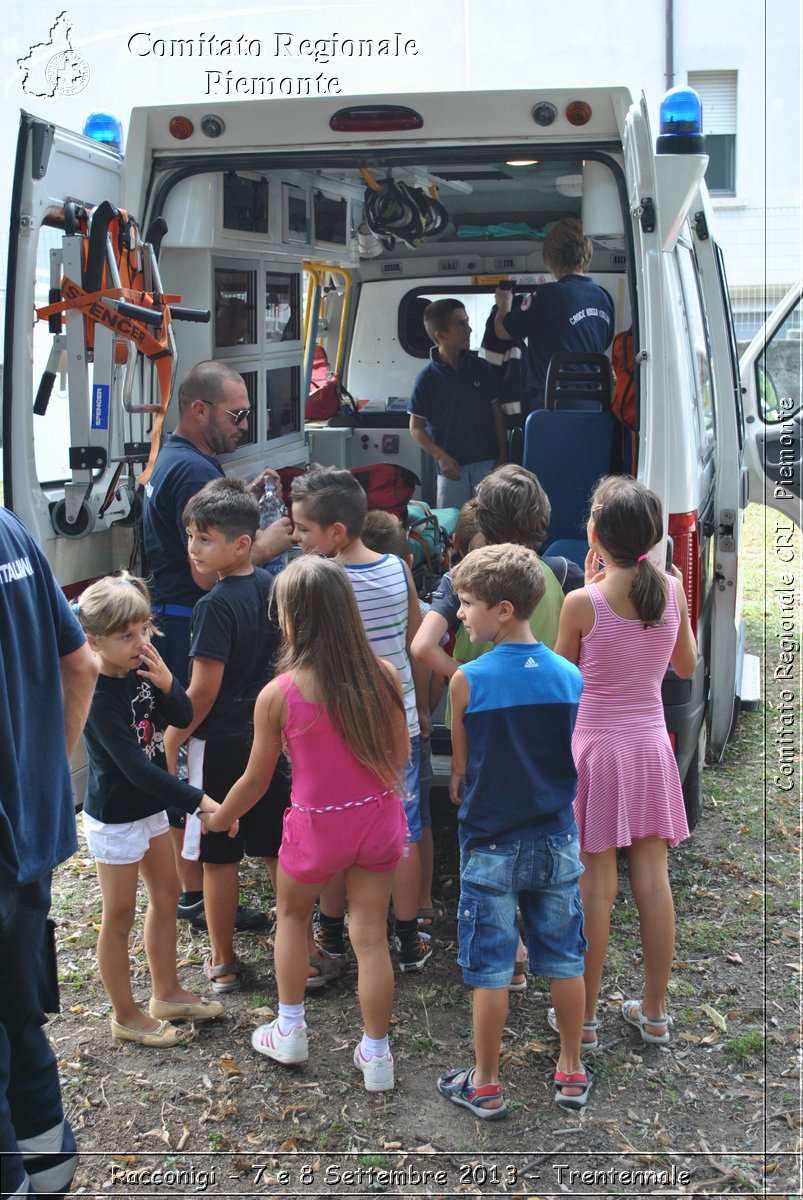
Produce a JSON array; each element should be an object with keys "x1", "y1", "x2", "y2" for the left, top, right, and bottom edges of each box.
[
  {"x1": 555, "y1": 477, "x2": 696, "y2": 1052},
  {"x1": 204, "y1": 555, "x2": 409, "y2": 1092}
]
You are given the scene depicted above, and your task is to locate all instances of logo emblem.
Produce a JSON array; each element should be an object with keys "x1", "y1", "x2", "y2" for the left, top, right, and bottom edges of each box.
[
  {"x1": 18, "y1": 12, "x2": 90, "y2": 99},
  {"x1": 524, "y1": 656, "x2": 538, "y2": 668}
]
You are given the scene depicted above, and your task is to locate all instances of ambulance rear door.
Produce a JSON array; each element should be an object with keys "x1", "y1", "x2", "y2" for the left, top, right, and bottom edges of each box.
[{"x1": 3, "y1": 111, "x2": 125, "y2": 573}]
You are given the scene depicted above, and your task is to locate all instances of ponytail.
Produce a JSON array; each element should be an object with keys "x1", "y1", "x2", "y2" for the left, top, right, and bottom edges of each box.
[
  {"x1": 629, "y1": 559, "x2": 668, "y2": 627},
  {"x1": 588, "y1": 476, "x2": 668, "y2": 627}
]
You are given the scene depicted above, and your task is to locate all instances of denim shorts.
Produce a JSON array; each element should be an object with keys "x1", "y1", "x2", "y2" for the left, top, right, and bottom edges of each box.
[
  {"x1": 457, "y1": 825, "x2": 587, "y2": 988},
  {"x1": 400, "y1": 735, "x2": 422, "y2": 843}
]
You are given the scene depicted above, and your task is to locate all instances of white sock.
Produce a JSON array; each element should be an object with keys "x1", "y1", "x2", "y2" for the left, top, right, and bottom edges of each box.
[
  {"x1": 360, "y1": 1033, "x2": 389, "y2": 1060},
  {"x1": 278, "y1": 1003, "x2": 306, "y2": 1034}
]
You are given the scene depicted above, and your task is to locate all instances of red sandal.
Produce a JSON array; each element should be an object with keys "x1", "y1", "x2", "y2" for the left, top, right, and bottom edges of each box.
[
  {"x1": 553, "y1": 1064, "x2": 594, "y2": 1109},
  {"x1": 437, "y1": 1067, "x2": 507, "y2": 1120}
]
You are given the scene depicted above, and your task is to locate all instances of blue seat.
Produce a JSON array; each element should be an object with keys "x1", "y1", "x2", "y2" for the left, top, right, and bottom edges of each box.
[
  {"x1": 523, "y1": 352, "x2": 616, "y2": 556},
  {"x1": 543, "y1": 537, "x2": 589, "y2": 570}
]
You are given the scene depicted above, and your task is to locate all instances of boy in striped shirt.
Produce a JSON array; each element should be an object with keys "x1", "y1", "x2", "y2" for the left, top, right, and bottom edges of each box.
[{"x1": 290, "y1": 467, "x2": 431, "y2": 971}]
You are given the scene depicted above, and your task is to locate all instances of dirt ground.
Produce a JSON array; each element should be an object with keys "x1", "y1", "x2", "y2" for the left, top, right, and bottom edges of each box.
[
  {"x1": 50, "y1": 742, "x2": 799, "y2": 1199},
  {"x1": 49, "y1": 507, "x2": 800, "y2": 1197}
]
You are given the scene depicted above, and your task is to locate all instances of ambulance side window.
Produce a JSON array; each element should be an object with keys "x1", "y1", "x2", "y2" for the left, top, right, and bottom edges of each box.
[
  {"x1": 676, "y1": 243, "x2": 716, "y2": 460},
  {"x1": 757, "y1": 293, "x2": 802, "y2": 424}
]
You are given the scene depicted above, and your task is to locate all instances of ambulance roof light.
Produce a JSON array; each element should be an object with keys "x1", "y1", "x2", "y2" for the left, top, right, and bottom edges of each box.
[
  {"x1": 83, "y1": 112, "x2": 124, "y2": 154},
  {"x1": 656, "y1": 87, "x2": 705, "y2": 155}
]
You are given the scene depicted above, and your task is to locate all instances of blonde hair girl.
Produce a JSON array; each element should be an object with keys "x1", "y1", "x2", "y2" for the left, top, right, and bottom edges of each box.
[
  {"x1": 554, "y1": 478, "x2": 696, "y2": 1051},
  {"x1": 75, "y1": 572, "x2": 224, "y2": 1046},
  {"x1": 204, "y1": 555, "x2": 409, "y2": 1091}
]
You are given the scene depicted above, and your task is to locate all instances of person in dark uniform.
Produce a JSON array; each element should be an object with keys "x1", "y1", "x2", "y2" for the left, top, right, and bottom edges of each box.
[
  {"x1": 0, "y1": 508, "x2": 98, "y2": 1197},
  {"x1": 493, "y1": 219, "x2": 614, "y2": 410}
]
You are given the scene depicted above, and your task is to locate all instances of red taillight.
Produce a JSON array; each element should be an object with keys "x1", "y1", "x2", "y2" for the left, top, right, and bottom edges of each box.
[
  {"x1": 329, "y1": 106, "x2": 423, "y2": 133},
  {"x1": 668, "y1": 511, "x2": 700, "y2": 634}
]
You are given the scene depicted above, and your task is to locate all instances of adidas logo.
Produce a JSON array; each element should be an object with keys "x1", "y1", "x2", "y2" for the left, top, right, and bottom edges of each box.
[{"x1": 524, "y1": 656, "x2": 538, "y2": 668}]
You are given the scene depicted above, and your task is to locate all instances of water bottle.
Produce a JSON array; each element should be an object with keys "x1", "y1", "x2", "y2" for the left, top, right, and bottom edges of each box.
[{"x1": 258, "y1": 479, "x2": 289, "y2": 576}]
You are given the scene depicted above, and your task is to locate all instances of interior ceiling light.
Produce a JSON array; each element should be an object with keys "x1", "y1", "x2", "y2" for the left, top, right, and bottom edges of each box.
[{"x1": 506, "y1": 160, "x2": 539, "y2": 167}]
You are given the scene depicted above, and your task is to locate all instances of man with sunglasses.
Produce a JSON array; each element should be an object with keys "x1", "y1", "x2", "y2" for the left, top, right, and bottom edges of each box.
[{"x1": 143, "y1": 360, "x2": 293, "y2": 931}]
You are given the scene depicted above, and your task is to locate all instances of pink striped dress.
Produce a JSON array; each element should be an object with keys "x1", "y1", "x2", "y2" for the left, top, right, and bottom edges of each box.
[{"x1": 572, "y1": 581, "x2": 689, "y2": 853}]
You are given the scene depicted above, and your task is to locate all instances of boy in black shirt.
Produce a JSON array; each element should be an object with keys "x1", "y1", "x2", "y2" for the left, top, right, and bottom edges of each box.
[{"x1": 164, "y1": 478, "x2": 290, "y2": 992}]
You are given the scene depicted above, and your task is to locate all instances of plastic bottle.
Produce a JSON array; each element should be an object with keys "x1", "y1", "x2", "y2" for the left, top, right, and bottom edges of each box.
[{"x1": 258, "y1": 479, "x2": 289, "y2": 576}]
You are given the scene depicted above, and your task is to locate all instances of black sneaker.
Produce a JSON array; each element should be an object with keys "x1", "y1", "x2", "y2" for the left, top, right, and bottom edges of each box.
[
  {"x1": 187, "y1": 905, "x2": 269, "y2": 933},
  {"x1": 312, "y1": 914, "x2": 347, "y2": 958},
  {"x1": 395, "y1": 930, "x2": 432, "y2": 972},
  {"x1": 176, "y1": 895, "x2": 205, "y2": 923}
]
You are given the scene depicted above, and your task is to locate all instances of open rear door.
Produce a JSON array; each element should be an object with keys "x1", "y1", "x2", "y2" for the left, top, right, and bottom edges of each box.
[
  {"x1": 3, "y1": 111, "x2": 122, "y2": 555},
  {"x1": 740, "y1": 282, "x2": 803, "y2": 527}
]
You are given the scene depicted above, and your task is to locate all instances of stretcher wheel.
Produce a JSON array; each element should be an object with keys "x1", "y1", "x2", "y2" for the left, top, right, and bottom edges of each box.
[{"x1": 50, "y1": 499, "x2": 94, "y2": 539}]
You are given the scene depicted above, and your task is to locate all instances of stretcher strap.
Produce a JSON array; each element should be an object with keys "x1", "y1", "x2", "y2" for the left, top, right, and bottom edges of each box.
[{"x1": 37, "y1": 278, "x2": 176, "y2": 486}]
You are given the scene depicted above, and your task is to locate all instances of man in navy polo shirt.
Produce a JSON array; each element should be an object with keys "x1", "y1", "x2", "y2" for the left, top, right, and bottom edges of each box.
[
  {"x1": 409, "y1": 300, "x2": 507, "y2": 507},
  {"x1": 493, "y1": 219, "x2": 613, "y2": 411},
  {"x1": 142, "y1": 360, "x2": 292, "y2": 929}
]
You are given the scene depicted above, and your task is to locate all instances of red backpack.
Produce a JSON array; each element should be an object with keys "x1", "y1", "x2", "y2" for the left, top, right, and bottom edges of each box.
[
  {"x1": 306, "y1": 345, "x2": 359, "y2": 421},
  {"x1": 276, "y1": 463, "x2": 419, "y2": 525},
  {"x1": 611, "y1": 328, "x2": 636, "y2": 430}
]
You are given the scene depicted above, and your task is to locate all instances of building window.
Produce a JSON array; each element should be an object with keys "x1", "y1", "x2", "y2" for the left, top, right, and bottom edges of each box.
[{"x1": 688, "y1": 71, "x2": 737, "y2": 196}]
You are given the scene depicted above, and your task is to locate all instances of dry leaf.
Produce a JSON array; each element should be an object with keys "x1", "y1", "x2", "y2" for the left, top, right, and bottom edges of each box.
[
  {"x1": 176, "y1": 1126, "x2": 190, "y2": 1151},
  {"x1": 250, "y1": 1006, "x2": 275, "y2": 1021},
  {"x1": 415, "y1": 1144, "x2": 437, "y2": 1154},
  {"x1": 700, "y1": 1003, "x2": 727, "y2": 1032},
  {"x1": 382, "y1": 1141, "x2": 402, "y2": 1150},
  {"x1": 220, "y1": 1056, "x2": 241, "y2": 1077},
  {"x1": 726, "y1": 952, "x2": 743, "y2": 964},
  {"x1": 141, "y1": 1129, "x2": 171, "y2": 1147},
  {"x1": 281, "y1": 1105, "x2": 306, "y2": 1120},
  {"x1": 524, "y1": 1040, "x2": 551, "y2": 1054},
  {"x1": 68, "y1": 1005, "x2": 84, "y2": 1014}
]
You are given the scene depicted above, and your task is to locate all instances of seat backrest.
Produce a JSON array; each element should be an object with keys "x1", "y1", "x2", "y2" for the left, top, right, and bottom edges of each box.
[
  {"x1": 544, "y1": 351, "x2": 613, "y2": 412},
  {"x1": 523, "y1": 408, "x2": 616, "y2": 546}
]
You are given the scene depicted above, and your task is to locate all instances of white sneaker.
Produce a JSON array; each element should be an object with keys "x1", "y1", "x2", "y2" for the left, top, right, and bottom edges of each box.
[
  {"x1": 252, "y1": 1019, "x2": 308, "y2": 1064},
  {"x1": 353, "y1": 1044, "x2": 395, "y2": 1092}
]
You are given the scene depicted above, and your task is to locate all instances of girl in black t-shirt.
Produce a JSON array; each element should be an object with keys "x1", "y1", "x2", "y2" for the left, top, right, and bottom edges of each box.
[{"x1": 75, "y1": 573, "x2": 226, "y2": 1046}]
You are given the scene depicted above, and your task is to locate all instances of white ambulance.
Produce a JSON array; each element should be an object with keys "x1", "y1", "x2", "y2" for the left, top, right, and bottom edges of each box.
[{"x1": 4, "y1": 88, "x2": 800, "y2": 822}]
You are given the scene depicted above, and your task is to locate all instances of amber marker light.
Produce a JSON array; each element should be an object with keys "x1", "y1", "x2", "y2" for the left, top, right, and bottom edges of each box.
[
  {"x1": 168, "y1": 116, "x2": 194, "y2": 140},
  {"x1": 566, "y1": 101, "x2": 592, "y2": 126}
]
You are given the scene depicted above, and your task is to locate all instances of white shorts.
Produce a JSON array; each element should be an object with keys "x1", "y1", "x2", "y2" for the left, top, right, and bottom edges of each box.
[{"x1": 83, "y1": 810, "x2": 170, "y2": 865}]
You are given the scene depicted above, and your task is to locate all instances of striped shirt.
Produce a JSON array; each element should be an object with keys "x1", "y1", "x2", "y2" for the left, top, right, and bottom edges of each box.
[{"x1": 343, "y1": 554, "x2": 419, "y2": 738}]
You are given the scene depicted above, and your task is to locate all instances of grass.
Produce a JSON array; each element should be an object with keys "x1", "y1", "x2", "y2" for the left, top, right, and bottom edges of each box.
[{"x1": 724, "y1": 1030, "x2": 767, "y2": 1065}]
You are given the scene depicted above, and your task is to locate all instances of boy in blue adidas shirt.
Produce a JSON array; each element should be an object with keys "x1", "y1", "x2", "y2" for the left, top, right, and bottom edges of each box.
[{"x1": 437, "y1": 544, "x2": 590, "y2": 1120}]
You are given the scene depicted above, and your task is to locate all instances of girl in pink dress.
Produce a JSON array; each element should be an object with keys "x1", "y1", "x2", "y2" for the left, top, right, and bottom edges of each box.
[
  {"x1": 555, "y1": 477, "x2": 696, "y2": 1048},
  {"x1": 203, "y1": 555, "x2": 409, "y2": 1092}
]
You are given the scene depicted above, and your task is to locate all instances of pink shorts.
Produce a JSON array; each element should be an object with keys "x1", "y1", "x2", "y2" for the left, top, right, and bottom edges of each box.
[{"x1": 278, "y1": 791, "x2": 408, "y2": 885}]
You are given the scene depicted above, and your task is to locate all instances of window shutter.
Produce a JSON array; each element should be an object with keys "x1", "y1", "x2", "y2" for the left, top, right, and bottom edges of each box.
[{"x1": 688, "y1": 71, "x2": 737, "y2": 135}]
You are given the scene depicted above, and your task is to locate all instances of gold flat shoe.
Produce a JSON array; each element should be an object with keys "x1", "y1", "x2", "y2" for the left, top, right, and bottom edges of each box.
[
  {"x1": 148, "y1": 997, "x2": 225, "y2": 1022},
  {"x1": 110, "y1": 1017, "x2": 182, "y2": 1047}
]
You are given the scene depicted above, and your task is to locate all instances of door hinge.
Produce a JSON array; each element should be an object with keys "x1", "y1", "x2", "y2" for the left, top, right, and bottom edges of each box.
[
  {"x1": 718, "y1": 508, "x2": 736, "y2": 553},
  {"x1": 693, "y1": 210, "x2": 709, "y2": 241},
  {"x1": 633, "y1": 197, "x2": 656, "y2": 233}
]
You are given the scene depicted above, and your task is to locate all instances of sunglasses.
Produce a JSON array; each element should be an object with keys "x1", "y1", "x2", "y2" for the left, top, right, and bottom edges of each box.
[{"x1": 217, "y1": 405, "x2": 251, "y2": 424}]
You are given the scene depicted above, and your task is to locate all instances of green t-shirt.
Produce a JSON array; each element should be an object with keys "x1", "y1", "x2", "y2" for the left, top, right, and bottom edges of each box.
[{"x1": 445, "y1": 561, "x2": 564, "y2": 725}]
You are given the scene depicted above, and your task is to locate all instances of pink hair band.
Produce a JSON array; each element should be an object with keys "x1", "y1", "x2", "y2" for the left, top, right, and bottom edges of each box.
[{"x1": 637, "y1": 553, "x2": 649, "y2": 562}]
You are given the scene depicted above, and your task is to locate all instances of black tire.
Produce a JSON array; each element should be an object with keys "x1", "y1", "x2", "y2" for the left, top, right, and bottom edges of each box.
[{"x1": 682, "y1": 727, "x2": 706, "y2": 831}]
